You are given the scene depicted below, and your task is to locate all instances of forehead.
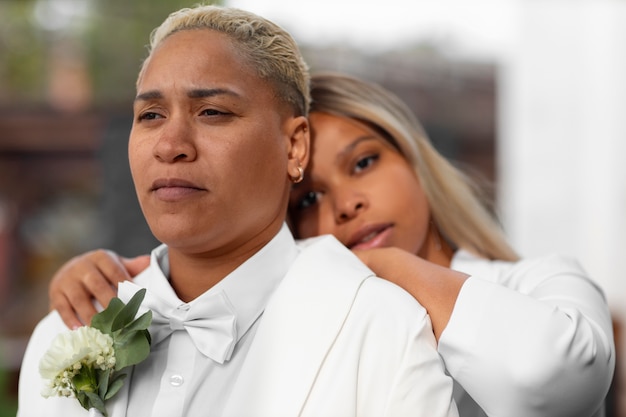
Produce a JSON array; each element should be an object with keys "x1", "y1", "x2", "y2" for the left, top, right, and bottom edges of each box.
[
  {"x1": 310, "y1": 113, "x2": 376, "y2": 143},
  {"x1": 309, "y1": 112, "x2": 400, "y2": 158},
  {"x1": 138, "y1": 29, "x2": 271, "y2": 98}
]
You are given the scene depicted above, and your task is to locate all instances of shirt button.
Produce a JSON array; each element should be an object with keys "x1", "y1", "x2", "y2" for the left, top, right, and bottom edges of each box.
[{"x1": 170, "y1": 374, "x2": 184, "y2": 387}]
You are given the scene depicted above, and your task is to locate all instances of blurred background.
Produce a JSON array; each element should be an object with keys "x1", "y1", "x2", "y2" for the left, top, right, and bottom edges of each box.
[{"x1": 0, "y1": 0, "x2": 624, "y2": 415}]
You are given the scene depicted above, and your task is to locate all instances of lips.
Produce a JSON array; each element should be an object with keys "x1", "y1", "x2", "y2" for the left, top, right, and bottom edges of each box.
[
  {"x1": 346, "y1": 223, "x2": 393, "y2": 250},
  {"x1": 150, "y1": 178, "x2": 206, "y2": 201}
]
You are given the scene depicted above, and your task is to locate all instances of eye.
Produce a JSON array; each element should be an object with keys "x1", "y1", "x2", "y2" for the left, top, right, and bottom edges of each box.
[
  {"x1": 200, "y1": 108, "x2": 230, "y2": 116},
  {"x1": 353, "y1": 154, "x2": 379, "y2": 173},
  {"x1": 294, "y1": 190, "x2": 323, "y2": 210},
  {"x1": 137, "y1": 111, "x2": 163, "y2": 121}
]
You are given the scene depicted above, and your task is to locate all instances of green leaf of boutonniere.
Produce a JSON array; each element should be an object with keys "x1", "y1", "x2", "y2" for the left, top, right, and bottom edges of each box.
[{"x1": 40, "y1": 288, "x2": 153, "y2": 416}]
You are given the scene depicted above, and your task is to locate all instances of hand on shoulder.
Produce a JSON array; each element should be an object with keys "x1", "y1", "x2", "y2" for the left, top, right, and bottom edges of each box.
[{"x1": 49, "y1": 249, "x2": 149, "y2": 328}]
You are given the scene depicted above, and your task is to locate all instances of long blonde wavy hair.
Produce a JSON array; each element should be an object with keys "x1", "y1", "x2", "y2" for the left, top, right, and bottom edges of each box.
[{"x1": 306, "y1": 72, "x2": 518, "y2": 261}]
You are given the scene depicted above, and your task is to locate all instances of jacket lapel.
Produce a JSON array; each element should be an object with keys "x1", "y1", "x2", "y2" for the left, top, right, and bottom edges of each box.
[{"x1": 223, "y1": 236, "x2": 374, "y2": 417}]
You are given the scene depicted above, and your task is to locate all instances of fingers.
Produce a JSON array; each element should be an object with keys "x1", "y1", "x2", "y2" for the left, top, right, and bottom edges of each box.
[
  {"x1": 74, "y1": 250, "x2": 122, "y2": 308},
  {"x1": 48, "y1": 249, "x2": 127, "y2": 328},
  {"x1": 48, "y1": 250, "x2": 151, "y2": 329},
  {"x1": 49, "y1": 256, "x2": 100, "y2": 328},
  {"x1": 50, "y1": 289, "x2": 83, "y2": 330},
  {"x1": 100, "y1": 249, "x2": 135, "y2": 287},
  {"x1": 51, "y1": 285, "x2": 98, "y2": 329},
  {"x1": 121, "y1": 255, "x2": 150, "y2": 277}
]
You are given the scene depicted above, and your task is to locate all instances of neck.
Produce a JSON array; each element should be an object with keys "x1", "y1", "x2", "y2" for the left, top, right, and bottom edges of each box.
[
  {"x1": 166, "y1": 251, "x2": 246, "y2": 302},
  {"x1": 418, "y1": 222, "x2": 454, "y2": 268},
  {"x1": 166, "y1": 223, "x2": 284, "y2": 302}
]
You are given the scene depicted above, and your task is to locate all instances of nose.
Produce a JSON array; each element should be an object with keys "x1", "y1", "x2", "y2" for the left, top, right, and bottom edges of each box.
[
  {"x1": 153, "y1": 117, "x2": 197, "y2": 163},
  {"x1": 334, "y1": 189, "x2": 367, "y2": 223}
]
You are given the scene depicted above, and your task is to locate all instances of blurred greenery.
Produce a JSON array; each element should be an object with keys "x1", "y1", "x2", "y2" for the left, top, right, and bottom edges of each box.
[
  {"x1": 0, "y1": 368, "x2": 17, "y2": 417},
  {"x1": 0, "y1": 0, "x2": 223, "y2": 107}
]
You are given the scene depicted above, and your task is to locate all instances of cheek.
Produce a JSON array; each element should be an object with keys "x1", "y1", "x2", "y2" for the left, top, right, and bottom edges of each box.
[
  {"x1": 127, "y1": 138, "x2": 154, "y2": 202},
  {"x1": 380, "y1": 165, "x2": 431, "y2": 246},
  {"x1": 128, "y1": 141, "x2": 145, "y2": 185},
  {"x1": 388, "y1": 165, "x2": 428, "y2": 212},
  {"x1": 127, "y1": 141, "x2": 139, "y2": 181},
  {"x1": 399, "y1": 181, "x2": 431, "y2": 251},
  {"x1": 227, "y1": 134, "x2": 291, "y2": 220}
]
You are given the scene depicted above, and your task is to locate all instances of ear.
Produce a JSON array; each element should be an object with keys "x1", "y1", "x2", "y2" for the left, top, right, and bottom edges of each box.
[{"x1": 285, "y1": 115, "x2": 310, "y2": 181}]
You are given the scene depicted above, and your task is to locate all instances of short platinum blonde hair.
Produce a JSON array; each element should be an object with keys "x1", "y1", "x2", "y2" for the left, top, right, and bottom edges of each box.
[
  {"x1": 309, "y1": 72, "x2": 518, "y2": 261},
  {"x1": 138, "y1": 4, "x2": 310, "y2": 116}
]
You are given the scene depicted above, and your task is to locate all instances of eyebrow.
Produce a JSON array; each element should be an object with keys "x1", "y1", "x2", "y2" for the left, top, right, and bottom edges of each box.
[
  {"x1": 134, "y1": 88, "x2": 240, "y2": 102},
  {"x1": 337, "y1": 136, "x2": 380, "y2": 162}
]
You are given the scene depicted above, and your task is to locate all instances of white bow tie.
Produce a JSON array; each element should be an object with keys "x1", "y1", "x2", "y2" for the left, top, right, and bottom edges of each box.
[{"x1": 118, "y1": 281, "x2": 238, "y2": 364}]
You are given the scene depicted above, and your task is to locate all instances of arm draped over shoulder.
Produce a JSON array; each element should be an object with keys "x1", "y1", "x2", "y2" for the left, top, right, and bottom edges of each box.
[{"x1": 439, "y1": 252, "x2": 615, "y2": 417}]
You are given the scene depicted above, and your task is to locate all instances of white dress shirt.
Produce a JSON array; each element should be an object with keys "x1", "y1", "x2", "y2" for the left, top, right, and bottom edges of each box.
[
  {"x1": 440, "y1": 250, "x2": 615, "y2": 417},
  {"x1": 17, "y1": 224, "x2": 297, "y2": 417},
  {"x1": 122, "y1": 224, "x2": 297, "y2": 417}
]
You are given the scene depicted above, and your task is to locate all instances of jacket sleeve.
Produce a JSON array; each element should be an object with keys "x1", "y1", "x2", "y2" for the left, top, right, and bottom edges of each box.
[
  {"x1": 348, "y1": 277, "x2": 459, "y2": 417},
  {"x1": 438, "y1": 254, "x2": 615, "y2": 417},
  {"x1": 18, "y1": 311, "x2": 88, "y2": 417}
]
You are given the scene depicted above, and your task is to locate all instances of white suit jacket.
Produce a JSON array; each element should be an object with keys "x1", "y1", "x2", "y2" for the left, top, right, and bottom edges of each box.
[
  {"x1": 441, "y1": 250, "x2": 614, "y2": 417},
  {"x1": 18, "y1": 235, "x2": 457, "y2": 417}
]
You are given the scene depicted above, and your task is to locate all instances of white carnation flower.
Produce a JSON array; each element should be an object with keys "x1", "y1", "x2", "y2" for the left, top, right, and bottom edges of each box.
[
  {"x1": 38, "y1": 289, "x2": 151, "y2": 415},
  {"x1": 39, "y1": 326, "x2": 115, "y2": 398}
]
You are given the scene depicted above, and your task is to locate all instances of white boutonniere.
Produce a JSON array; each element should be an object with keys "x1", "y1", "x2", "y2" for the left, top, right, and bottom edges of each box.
[{"x1": 39, "y1": 289, "x2": 152, "y2": 416}]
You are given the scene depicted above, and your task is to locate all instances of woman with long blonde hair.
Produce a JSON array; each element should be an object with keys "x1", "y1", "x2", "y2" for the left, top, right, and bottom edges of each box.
[{"x1": 50, "y1": 72, "x2": 614, "y2": 417}]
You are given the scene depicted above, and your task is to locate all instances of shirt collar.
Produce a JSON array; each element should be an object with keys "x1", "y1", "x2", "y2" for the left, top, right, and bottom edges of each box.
[{"x1": 147, "y1": 223, "x2": 298, "y2": 345}]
